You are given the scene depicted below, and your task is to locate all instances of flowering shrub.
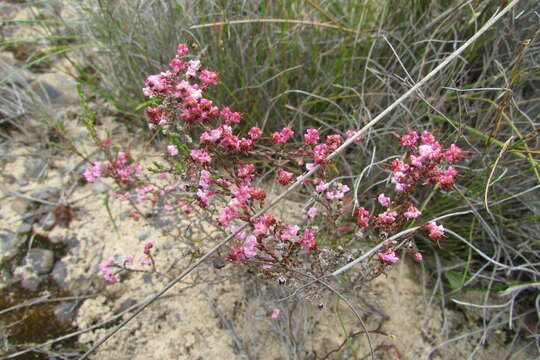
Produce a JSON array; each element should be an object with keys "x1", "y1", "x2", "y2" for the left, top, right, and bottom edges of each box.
[{"x1": 82, "y1": 44, "x2": 464, "y2": 284}]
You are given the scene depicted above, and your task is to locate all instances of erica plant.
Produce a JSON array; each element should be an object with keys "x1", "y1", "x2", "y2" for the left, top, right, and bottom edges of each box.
[{"x1": 82, "y1": 44, "x2": 464, "y2": 284}]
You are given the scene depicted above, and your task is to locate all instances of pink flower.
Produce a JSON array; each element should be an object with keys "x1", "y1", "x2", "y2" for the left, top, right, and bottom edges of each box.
[
  {"x1": 176, "y1": 44, "x2": 189, "y2": 57},
  {"x1": 199, "y1": 69, "x2": 218, "y2": 84},
  {"x1": 279, "y1": 225, "x2": 300, "y2": 241},
  {"x1": 326, "y1": 183, "x2": 350, "y2": 200},
  {"x1": 301, "y1": 229, "x2": 317, "y2": 251},
  {"x1": 248, "y1": 127, "x2": 263, "y2": 140},
  {"x1": 378, "y1": 249, "x2": 399, "y2": 264},
  {"x1": 190, "y1": 149, "x2": 212, "y2": 164},
  {"x1": 220, "y1": 107, "x2": 241, "y2": 124},
  {"x1": 169, "y1": 58, "x2": 186, "y2": 73},
  {"x1": 199, "y1": 170, "x2": 212, "y2": 190},
  {"x1": 253, "y1": 222, "x2": 268, "y2": 237},
  {"x1": 125, "y1": 255, "x2": 134, "y2": 266},
  {"x1": 444, "y1": 144, "x2": 464, "y2": 163},
  {"x1": 228, "y1": 247, "x2": 244, "y2": 262},
  {"x1": 418, "y1": 144, "x2": 440, "y2": 160},
  {"x1": 346, "y1": 130, "x2": 363, "y2": 143},
  {"x1": 242, "y1": 235, "x2": 258, "y2": 258},
  {"x1": 272, "y1": 127, "x2": 295, "y2": 145},
  {"x1": 200, "y1": 128, "x2": 223, "y2": 143},
  {"x1": 313, "y1": 144, "x2": 328, "y2": 164},
  {"x1": 186, "y1": 59, "x2": 201, "y2": 78},
  {"x1": 218, "y1": 206, "x2": 237, "y2": 227},
  {"x1": 167, "y1": 145, "x2": 179, "y2": 156},
  {"x1": 145, "y1": 74, "x2": 167, "y2": 91},
  {"x1": 356, "y1": 207, "x2": 370, "y2": 227},
  {"x1": 403, "y1": 204, "x2": 421, "y2": 219},
  {"x1": 307, "y1": 207, "x2": 319, "y2": 219},
  {"x1": 304, "y1": 128, "x2": 320, "y2": 145},
  {"x1": 401, "y1": 131, "x2": 419, "y2": 147},
  {"x1": 377, "y1": 210, "x2": 398, "y2": 224},
  {"x1": 437, "y1": 166, "x2": 458, "y2": 188},
  {"x1": 143, "y1": 240, "x2": 154, "y2": 255},
  {"x1": 425, "y1": 221, "x2": 445, "y2": 240},
  {"x1": 326, "y1": 134, "x2": 343, "y2": 150},
  {"x1": 421, "y1": 131, "x2": 436, "y2": 145},
  {"x1": 305, "y1": 163, "x2": 316, "y2": 171},
  {"x1": 412, "y1": 252, "x2": 423, "y2": 261},
  {"x1": 410, "y1": 155, "x2": 423, "y2": 167},
  {"x1": 99, "y1": 257, "x2": 118, "y2": 283},
  {"x1": 277, "y1": 169, "x2": 293, "y2": 185},
  {"x1": 140, "y1": 257, "x2": 151, "y2": 266},
  {"x1": 83, "y1": 162, "x2": 102, "y2": 183},
  {"x1": 377, "y1": 194, "x2": 391, "y2": 207},
  {"x1": 315, "y1": 180, "x2": 329, "y2": 193},
  {"x1": 270, "y1": 309, "x2": 281, "y2": 319}
]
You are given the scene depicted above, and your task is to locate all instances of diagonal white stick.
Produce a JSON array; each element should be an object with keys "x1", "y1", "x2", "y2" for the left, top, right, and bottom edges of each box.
[{"x1": 79, "y1": 1, "x2": 520, "y2": 358}]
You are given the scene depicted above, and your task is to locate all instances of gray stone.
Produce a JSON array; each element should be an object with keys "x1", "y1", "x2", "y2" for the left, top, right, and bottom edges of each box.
[
  {"x1": 54, "y1": 302, "x2": 77, "y2": 323},
  {"x1": 113, "y1": 297, "x2": 137, "y2": 315},
  {"x1": 22, "y1": 212, "x2": 39, "y2": 224},
  {"x1": 24, "y1": 157, "x2": 48, "y2": 178},
  {"x1": 92, "y1": 180, "x2": 109, "y2": 194},
  {"x1": 31, "y1": 187, "x2": 59, "y2": 201},
  {"x1": 23, "y1": 248, "x2": 55, "y2": 275},
  {"x1": 0, "y1": 229, "x2": 23, "y2": 260},
  {"x1": 11, "y1": 197, "x2": 30, "y2": 214},
  {"x1": 17, "y1": 222, "x2": 33, "y2": 234},
  {"x1": 3, "y1": 174, "x2": 16, "y2": 184},
  {"x1": 51, "y1": 260, "x2": 68, "y2": 290},
  {"x1": 39, "y1": 212, "x2": 56, "y2": 231},
  {"x1": 137, "y1": 230, "x2": 150, "y2": 241},
  {"x1": 30, "y1": 73, "x2": 79, "y2": 106},
  {"x1": 21, "y1": 277, "x2": 41, "y2": 292}
]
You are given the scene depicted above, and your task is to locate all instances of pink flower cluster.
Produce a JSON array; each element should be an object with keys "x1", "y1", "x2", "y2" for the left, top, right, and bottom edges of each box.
[
  {"x1": 88, "y1": 43, "x2": 465, "y2": 284},
  {"x1": 392, "y1": 131, "x2": 463, "y2": 192},
  {"x1": 83, "y1": 152, "x2": 141, "y2": 184}
]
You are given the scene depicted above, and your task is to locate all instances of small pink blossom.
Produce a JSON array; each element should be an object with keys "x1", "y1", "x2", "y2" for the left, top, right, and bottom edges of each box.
[
  {"x1": 167, "y1": 145, "x2": 179, "y2": 156},
  {"x1": 125, "y1": 255, "x2": 134, "y2": 266},
  {"x1": 248, "y1": 127, "x2": 263, "y2": 140},
  {"x1": 401, "y1": 131, "x2": 419, "y2": 147},
  {"x1": 377, "y1": 210, "x2": 398, "y2": 224},
  {"x1": 316, "y1": 180, "x2": 329, "y2": 193},
  {"x1": 425, "y1": 221, "x2": 445, "y2": 240},
  {"x1": 220, "y1": 107, "x2": 241, "y2": 124},
  {"x1": 326, "y1": 183, "x2": 350, "y2": 200},
  {"x1": 83, "y1": 162, "x2": 102, "y2": 183},
  {"x1": 190, "y1": 149, "x2": 212, "y2": 164},
  {"x1": 403, "y1": 204, "x2": 421, "y2": 219},
  {"x1": 99, "y1": 257, "x2": 118, "y2": 283},
  {"x1": 378, "y1": 249, "x2": 399, "y2": 264},
  {"x1": 444, "y1": 144, "x2": 464, "y2": 163},
  {"x1": 346, "y1": 130, "x2": 363, "y2": 143},
  {"x1": 301, "y1": 229, "x2": 317, "y2": 251},
  {"x1": 140, "y1": 257, "x2": 151, "y2": 266},
  {"x1": 326, "y1": 134, "x2": 343, "y2": 150},
  {"x1": 143, "y1": 240, "x2": 155, "y2": 255},
  {"x1": 304, "y1": 128, "x2": 320, "y2": 145},
  {"x1": 186, "y1": 59, "x2": 201, "y2": 78},
  {"x1": 307, "y1": 207, "x2": 319, "y2": 219},
  {"x1": 200, "y1": 128, "x2": 223, "y2": 143},
  {"x1": 313, "y1": 144, "x2": 329, "y2": 164},
  {"x1": 243, "y1": 235, "x2": 258, "y2": 258},
  {"x1": 253, "y1": 222, "x2": 268, "y2": 237},
  {"x1": 277, "y1": 169, "x2": 293, "y2": 185},
  {"x1": 270, "y1": 309, "x2": 281, "y2": 319},
  {"x1": 272, "y1": 127, "x2": 295, "y2": 145},
  {"x1": 199, "y1": 69, "x2": 218, "y2": 84},
  {"x1": 377, "y1": 193, "x2": 391, "y2": 207},
  {"x1": 356, "y1": 207, "x2": 370, "y2": 227},
  {"x1": 176, "y1": 44, "x2": 189, "y2": 57},
  {"x1": 412, "y1": 252, "x2": 423, "y2": 261}
]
